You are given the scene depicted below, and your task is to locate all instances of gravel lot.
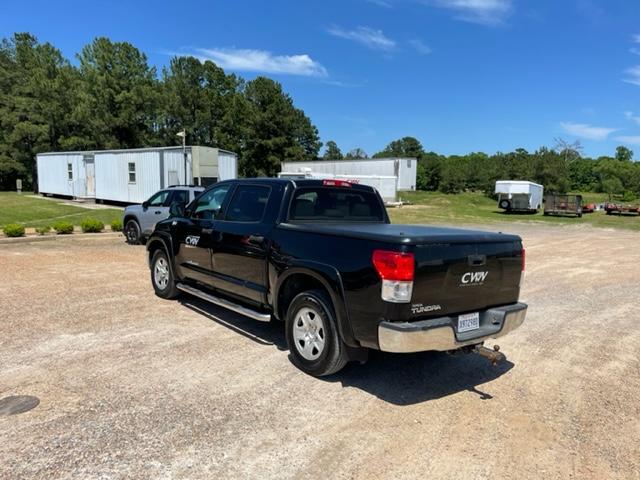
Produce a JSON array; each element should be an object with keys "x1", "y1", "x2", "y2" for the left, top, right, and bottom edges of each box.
[{"x1": 1, "y1": 225, "x2": 639, "y2": 480}]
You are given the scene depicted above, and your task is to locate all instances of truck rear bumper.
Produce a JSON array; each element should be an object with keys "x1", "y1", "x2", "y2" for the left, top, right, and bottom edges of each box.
[{"x1": 377, "y1": 303, "x2": 527, "y2": 353}]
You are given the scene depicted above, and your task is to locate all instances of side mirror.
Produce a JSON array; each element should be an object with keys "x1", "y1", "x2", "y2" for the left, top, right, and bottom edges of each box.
[
  {"x1": 142, "y1": 201, "x2": 149, "y2": 209},
  {"x1": 169, "y1": 202, "x2": 185, "y2": 218}
]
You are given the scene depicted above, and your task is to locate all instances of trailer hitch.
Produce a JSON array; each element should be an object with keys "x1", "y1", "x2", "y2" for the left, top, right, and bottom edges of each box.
[{"x1": 474, "y1": 344, "x2": 505, "y2": 366}]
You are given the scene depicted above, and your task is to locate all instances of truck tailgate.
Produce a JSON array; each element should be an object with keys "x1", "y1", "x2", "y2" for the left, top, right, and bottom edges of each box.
[{"x1": 410, "y1": 240, "x2": 523, "y2": 318}]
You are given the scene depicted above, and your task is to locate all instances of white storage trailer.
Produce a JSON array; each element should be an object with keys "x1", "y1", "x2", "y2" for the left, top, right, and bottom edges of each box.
[
  {"x1": 281, "y1": 158, "x2": 418, "y2": 191},
  {"x1": 37, "y1": 146, "x2": 237, "y2": 204},
  {"x1": 279, "y1": 170, "x2": 398, "y2": 202},
  {"x1": 495, "y1": 180, "x2": 544, "y2": 212}
]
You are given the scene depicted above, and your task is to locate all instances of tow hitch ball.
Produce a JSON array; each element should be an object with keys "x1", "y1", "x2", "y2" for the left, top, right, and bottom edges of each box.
[{"x1": 474, "y1": 344, "x2": 505, "y2": 366}]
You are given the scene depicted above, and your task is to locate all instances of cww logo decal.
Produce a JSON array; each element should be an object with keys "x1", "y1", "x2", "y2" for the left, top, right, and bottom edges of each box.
[
  {"x1": 185, "y1": 235, "x2": 200, "y2": 247},
  {"x1": 461, "y1": 271, "x2": 488, "y2": 285}
]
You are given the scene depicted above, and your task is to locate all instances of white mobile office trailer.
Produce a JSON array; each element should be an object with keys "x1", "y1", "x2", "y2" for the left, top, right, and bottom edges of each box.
[
  {"x1": 37, "y1": 146, "x2": 237, "y2": 204},
  {"x1": 281, "y1": 157, "x2": 417, "y2": 191},
  {"x1": 278, "y1": 170, "x2": 399, "y2": 202},
  {"x1": 495, "y1": 180, "x2": 544, "y2": 212}
]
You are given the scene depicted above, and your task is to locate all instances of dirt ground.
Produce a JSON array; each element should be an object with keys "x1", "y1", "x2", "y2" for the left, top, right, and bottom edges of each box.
[{"x1": 1, "y1": 224, "x2": 639, "y2": 480}]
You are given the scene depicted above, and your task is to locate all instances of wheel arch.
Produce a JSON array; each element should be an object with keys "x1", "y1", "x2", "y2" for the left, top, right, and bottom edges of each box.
[
  {"x1": 274, "y1": 264, "x2": 357, "y2": 347},
  {"x1": 146, "y1": 234, "x2": 177, "y2": 278},
  {"x1": 123, "y1": 214, "x2": 139, "y2": 226}
]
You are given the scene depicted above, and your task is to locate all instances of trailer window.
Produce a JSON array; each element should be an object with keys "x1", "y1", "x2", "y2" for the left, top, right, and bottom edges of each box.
[
  {"x1": 128, "y1": 162, "x2": 136, "y2": 183},
  {"x1": 289, "y1": 187, "x2": 385, "y2": 222},
  {"x1": 67, "y1": 162, "x2": 73, "y2": 181}
]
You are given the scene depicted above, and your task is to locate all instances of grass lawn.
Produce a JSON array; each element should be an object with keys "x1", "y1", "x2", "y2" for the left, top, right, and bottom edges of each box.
[
  {"x1": 388, "y1": 191, "x2": 640, "y2": 232},
  {"x1": 0, "y1": 192, "x2": 123, "y2": 228}
]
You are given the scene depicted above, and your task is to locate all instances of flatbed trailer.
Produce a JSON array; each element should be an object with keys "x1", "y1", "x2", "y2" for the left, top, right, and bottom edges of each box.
[{"x1": 605, "y1": 203, "x2": 640, "y2": 215}]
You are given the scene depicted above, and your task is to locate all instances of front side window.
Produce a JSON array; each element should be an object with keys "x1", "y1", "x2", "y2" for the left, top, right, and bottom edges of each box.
[
  {"x1": 147, "y1": 190, "x2": 170, "y2": 207},
  {"x1": 225, "y1": 185, "x2": 271, "y2": 223},
  {"x1": 191, "y1": 184, "x2": 231, "y2": 220},
  {"x1": 67, "y1": 162, "x2": 73, "y2": 181},
  {"x1": 128, "y1": 162, "x2": 136, "y2": 183}
]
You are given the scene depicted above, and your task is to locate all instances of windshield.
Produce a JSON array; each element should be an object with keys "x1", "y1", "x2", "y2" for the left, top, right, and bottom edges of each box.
[{"x1": 289, "y1": 187, "x2": 385, "y2": 222}]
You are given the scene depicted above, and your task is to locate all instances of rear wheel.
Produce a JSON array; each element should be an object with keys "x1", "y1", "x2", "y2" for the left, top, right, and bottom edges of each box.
[
  {"x1": 285, "y1": 290, "x2": 348, "y2": 377},
  {"x1": 499, "y1": 199, "x2": 510, "y2": 210},
  {"x1": 125, "y1": 219, "x2": 141, "y2": 245},
  {"x1": 151, "y1": 249, "x2": 180, "y2": 299}
]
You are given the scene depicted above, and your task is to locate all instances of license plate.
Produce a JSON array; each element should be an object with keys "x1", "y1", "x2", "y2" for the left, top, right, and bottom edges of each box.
[{"x1": 458, "y1": 312, "x2": 480, "y2": 332}]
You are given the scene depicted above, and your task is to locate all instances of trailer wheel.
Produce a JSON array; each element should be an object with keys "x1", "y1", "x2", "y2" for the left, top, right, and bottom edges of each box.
[{"x1": 499, "y1": 199, "x2": 511, "y2": 210}]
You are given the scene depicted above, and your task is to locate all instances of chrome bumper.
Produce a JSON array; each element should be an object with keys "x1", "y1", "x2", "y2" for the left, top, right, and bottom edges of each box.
[{"x1": 378, "y1": 303, "x2": 527, "y2": 353}]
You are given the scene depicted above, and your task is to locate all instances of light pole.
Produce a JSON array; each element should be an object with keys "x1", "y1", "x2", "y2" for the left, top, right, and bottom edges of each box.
[{"x1": 176, "y1": 130, "x2": 187, "y2": 184}]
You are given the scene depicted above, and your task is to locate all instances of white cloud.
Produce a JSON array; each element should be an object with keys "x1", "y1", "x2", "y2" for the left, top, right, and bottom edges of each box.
[
  {"x1": 408, "y1": 38, "x2": 433, "y2": 55},
  {"x1": 366, "y1": 0, "x2": 393, "y2": 7},
  {"x1": 193, "y1": 48, "x2": 327, "y2": 77},
  {"x1": 624, "y1": 111, "x2": 640, "y2": 126},
  {"x1": 632, "y1": 33, "x2": 640, "y2": 43},
  {"x1": 560, "y1": 122, "x2": 617, "y2": 140},
  {"x1": 623, "y1": 65, "x2": 640, "y2": 86},
  {"x1": 426, "y1": 0, "x2": 513, "y2": 26},
  {"x1": 328, "y1": 26, "x2": 396, "y2": 51},
  {"x1": 614, "y1": 135, "x2": 640, "y2": 146}
]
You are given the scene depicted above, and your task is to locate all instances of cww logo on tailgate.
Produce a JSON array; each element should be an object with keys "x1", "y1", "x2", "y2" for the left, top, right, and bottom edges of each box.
[{"x1": 461, "y1": 271, "x2": 488, "y2": 286}]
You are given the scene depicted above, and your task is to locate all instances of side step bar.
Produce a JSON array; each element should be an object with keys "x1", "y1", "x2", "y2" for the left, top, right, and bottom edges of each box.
[{"x1": 177, "y1": 283, "x2": 272, "y2": 322}]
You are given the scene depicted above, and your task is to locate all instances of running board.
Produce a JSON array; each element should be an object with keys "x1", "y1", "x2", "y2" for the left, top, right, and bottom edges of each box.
[{"x1": 177, "y1": 283, "x2": 272, "y2": 322}]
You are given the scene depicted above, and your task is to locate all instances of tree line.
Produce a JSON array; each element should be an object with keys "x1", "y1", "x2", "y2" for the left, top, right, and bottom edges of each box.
[
  {"x1": 323, "y1": 137, "x2": 640, "y2": 200},
  {"x1": 1, "y1": 32, "x2": 638, "y2": 199},
  {"x1": 0, "y1": 33, "x2": 320, "y2": 190}
]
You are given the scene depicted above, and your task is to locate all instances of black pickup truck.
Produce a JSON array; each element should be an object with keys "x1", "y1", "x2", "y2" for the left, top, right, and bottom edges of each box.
[{"x1": 147, "y1": 178, "x2": 527, "y2": 376}]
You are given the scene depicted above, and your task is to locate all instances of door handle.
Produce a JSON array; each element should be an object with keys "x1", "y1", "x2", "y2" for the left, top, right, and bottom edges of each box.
[{"x1": 468, "y1": 254, "x2": 486, "y2": 266}]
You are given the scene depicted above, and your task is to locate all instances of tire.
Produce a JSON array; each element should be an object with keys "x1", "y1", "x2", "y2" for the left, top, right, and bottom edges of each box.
[
  {"x1": 125, "y1": 219, "x2": 141, "y2": 245},
  {"x1": 150, "y1": 249, "x2": 180, "y2": 299},
  {"x1": 285, "y1": 289, "x2": 348, "y2": 377},
  {"x1": 499, "y1": 199, "x2": 510, "y2": 210}
]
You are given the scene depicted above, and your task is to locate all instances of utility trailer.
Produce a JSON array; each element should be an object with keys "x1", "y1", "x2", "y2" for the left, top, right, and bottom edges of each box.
[
  {"x1": 605, "y1": 203, "x2": 640, "y2": 215},
  {"x1": 495, "y1": 181, "x2": 543, "y2": 213},
  {"x1": 544, "y1": 194, "x2": 583, "y2": 217}
]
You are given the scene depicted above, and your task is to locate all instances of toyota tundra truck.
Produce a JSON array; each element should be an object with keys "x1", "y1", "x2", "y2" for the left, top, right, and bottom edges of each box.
[{"x1": 146, "y1": 178, "x2": 527, "y2": 376}]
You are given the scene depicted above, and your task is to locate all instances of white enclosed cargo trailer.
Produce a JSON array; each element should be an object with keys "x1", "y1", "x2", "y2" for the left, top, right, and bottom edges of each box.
[
  {"x1": 37, "y1": 146, "x2": 237, "y2": 203},
  {"x1": 495, "y1": 180, "x2": 544, "y2": 212},
  {"x1": 279, "y1": 170, "x2": 399, "y2": 202}
]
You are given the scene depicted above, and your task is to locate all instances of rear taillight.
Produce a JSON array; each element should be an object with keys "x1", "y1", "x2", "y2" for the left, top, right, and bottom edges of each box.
[
  {"x1": 372, "y1": 250, "x2": 414, "y2": 303},
  {"x1": 521, "y1": 248, "x2": 526, "y2": 271},
  {"x1": 323, "y1": 179, "x2": 352, "y2": 188}
]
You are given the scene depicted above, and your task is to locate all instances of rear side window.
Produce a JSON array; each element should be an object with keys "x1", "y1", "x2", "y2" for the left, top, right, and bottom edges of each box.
[
  {"x1": 289, "y1": 187, "x2": 385, "y2": 222},
  {"x1": 225, "y1": 185, "x2": 271, "y2": 223},
  {"x1": 169, "y1": 190, "x2": 189, "y2": 206}
]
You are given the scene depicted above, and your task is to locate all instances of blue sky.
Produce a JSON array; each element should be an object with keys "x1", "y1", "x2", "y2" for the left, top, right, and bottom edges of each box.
[{"x1": 2, "y1": 0, "x2": 640, "y2": 158}]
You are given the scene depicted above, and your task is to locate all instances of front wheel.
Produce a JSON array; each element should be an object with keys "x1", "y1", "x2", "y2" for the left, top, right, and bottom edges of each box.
[
  {"x1": 499, "y1": 199, "x2": 510, "y2": 210},
  {"x1": 151, "y1": 249, "x2": 180, "y2": 299},
  {"x1": 125, "y1": 219, "x2": 142, "y2": 245},
  {"x1": 285, "y1": 290, "x2": 348, "y2": 377}
]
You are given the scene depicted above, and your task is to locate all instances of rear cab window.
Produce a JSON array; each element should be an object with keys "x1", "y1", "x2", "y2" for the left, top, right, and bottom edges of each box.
[{"x1": 288, "y1": 186, "x2": 385, "y2": 222}]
